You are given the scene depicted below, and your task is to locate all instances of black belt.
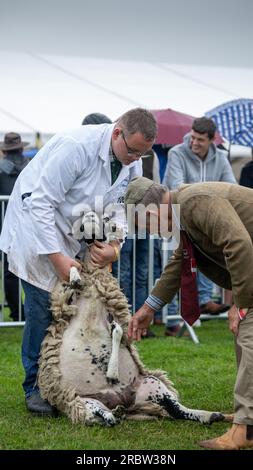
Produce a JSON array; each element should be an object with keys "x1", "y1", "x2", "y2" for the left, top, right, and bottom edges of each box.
[{"x1": 21, "y1": 192, "x2": 32, "y2": 201}]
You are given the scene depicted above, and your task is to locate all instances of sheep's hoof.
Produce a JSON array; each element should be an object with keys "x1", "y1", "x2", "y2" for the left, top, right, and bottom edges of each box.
[
  {"x1": 102, "y1": 415, "x2": 117, "y2": 427},
  {"x1": 113, "y1": 405, "x2": 127, "y2": 419},
  {"x1": 70, "y1": 280, "x2": 82, "y2": 290},
  {"x1": 106, "y1": 376, "x2": 119, "y2": 385},
  {"x1": 209, "y1": 412, "x2": 225, "y2": 424},
  {"x1": 94, "y1": 409, "x2": 117, "y2": 427}
]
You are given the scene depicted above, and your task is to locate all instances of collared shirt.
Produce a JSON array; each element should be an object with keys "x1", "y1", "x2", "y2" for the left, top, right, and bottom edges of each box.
[{"x1": 109, "y1": 146, "x2": 122, "y2": 185}]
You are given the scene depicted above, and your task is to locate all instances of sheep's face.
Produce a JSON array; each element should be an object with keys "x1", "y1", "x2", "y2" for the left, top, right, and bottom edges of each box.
[
  {"x1": 80, "y1": 212, "x2": 102, "y2": 243},
  {"x1": 73, "y1": 211, "x2": 124, "y2": 244}
]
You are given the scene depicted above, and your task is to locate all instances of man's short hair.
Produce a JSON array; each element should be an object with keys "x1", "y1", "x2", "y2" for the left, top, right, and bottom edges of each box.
[
  {"x1": 192, "y1": 117, "x2": 216, "y2": 139},
  {"x1": 117, "y1": 108, "x2": 157, "y2": 141}
]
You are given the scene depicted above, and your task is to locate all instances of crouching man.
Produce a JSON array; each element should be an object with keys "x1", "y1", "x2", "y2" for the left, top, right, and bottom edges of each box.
[{"x1": 125, "y1": 176, "x2": 253, "y2": 450}]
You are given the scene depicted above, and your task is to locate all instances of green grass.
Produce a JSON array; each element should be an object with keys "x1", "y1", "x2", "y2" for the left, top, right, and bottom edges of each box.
[{"x1": 0, "y1": 321, "x2": 235, "y2": 450}]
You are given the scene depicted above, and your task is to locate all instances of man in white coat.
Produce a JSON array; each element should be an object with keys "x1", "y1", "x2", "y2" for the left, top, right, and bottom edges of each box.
[{"x1": 0, "y1": 107, "x2": 157, "y2": 416}]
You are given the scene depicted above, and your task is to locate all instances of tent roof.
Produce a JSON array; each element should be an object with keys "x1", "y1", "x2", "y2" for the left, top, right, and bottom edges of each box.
[{"x1": 1, "y1": 51, "x2": 253, "y2": 143}]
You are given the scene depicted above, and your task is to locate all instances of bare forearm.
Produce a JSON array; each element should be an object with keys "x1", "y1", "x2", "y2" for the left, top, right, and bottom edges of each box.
[
  {"x1": 48, "y1": 252, "x2": 62, "y2": 263},
  {"x1": 48, "y1": 252, "x2": 81, "y2": 281}
]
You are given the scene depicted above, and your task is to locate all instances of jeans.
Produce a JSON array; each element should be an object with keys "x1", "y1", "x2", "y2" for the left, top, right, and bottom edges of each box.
[
  {"x1": 112, "y1": 237, "x2": 149, "y2": 312},
  {"x1": 21, "y1": 280, "x2": 52, "y2": 397},
  {"x1": 197, "y1": 271, "x2": 214, "y2": 305}
]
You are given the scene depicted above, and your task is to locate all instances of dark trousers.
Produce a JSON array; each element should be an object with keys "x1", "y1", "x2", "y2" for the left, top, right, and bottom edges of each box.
[{"x1": 4, "y1": 254, "x2": 24, "y2": 320}]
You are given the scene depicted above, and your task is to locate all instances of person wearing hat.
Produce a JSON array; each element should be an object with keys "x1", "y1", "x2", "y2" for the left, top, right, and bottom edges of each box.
[
  {"x1": 0, "y1": 108, "x2": 156, "y2": 417},
  {"x1": 125, "y1": 176, "x2": 253, "y2": 450},
  {"x1": 0, "y1": 132, "x2": 29, "y2": 185},
  {"x1": 0, "y1": 132, "x2": 29, "y2": 322}
]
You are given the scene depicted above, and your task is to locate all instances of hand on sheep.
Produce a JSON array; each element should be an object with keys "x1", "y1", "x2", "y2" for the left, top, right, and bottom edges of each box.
[
  {"x1": 89, "y1": 241, "x2": 117, "y2": 267},
  {"x1": 128, "y1": 304, "x2": 155, "y2": 341},
  {"x1": 48, "y1": 253, "x2": 81, "y2": 281}
]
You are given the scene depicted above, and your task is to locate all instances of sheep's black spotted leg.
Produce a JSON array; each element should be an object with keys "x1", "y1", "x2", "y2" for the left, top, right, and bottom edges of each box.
[
  {"x1": 84, "y1": 398, "x2": 117, "y2": 426},
  {"x1": 134, "y1": 375, "x2": 225, "y2": 424}
]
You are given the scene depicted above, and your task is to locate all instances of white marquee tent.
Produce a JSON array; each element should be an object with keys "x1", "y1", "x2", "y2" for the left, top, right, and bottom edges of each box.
[{"x1": 1, "y1": 50, "x2": 253, "y2": 152}]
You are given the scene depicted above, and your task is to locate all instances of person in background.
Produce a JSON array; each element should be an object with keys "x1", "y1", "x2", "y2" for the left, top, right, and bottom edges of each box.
[
  {"x1": 82, "y1": 112, "x2": 112, "y2": 126},
  {"x1": 162, "y1": 117, "x2": 236, "y2": 320},
  {"x1": 22, "y1": 132, "x2": 43, "y2": 160},
  {"x1": 239, "y1": 149, "x2": 253, "y2": 188},
  {"x1": 0, "y1": 132, "x2": 29, "y2": 321},
  {"x1": 152, "y1": 144, "x2": 180, "y2": 336},
  {"x1": 153, "y1": 144, "x2": 171, "y2": 183},
  {"x1": 0, "y1": 108, "x2": 156, "y2": 416}
]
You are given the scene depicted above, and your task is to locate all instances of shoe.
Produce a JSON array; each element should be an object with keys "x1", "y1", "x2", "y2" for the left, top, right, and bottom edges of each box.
[
  {"x1": 164, "y1": 325, "x2": 181, "y2": 337},
  {"x1": 10, "y1": 306, "x2": 25, "y2": 322},
  {"x1": 199, "y1": 424, "x2": 253, "y2": 450},
  {"x1": 10, "y1": 313, "x2": 25, "y2": 321},
  {"x1": 200, "y1": 301, "x2": 230, "y2": 315},
  {"x1": 25, "y1": 392, "x2": 58, "y2": 417},
  {"x1": 142, "y1": 328, "x2": 156, "y2": 338}
]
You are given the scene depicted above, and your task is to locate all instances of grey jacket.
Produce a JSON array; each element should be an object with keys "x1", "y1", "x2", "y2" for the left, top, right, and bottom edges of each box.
[{"x1": 163, "y1": 134, "x2": 236, "y2": 189}]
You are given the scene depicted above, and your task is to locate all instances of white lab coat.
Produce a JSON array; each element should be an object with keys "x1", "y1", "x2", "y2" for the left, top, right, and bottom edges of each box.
[{"x1": 0, "y1": 124, "x2": 142, "y2": 291}]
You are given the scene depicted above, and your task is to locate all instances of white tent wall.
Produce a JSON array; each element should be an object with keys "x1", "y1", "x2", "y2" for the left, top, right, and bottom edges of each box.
[
  {"x1": 1, "y1": 51, "x2": 253, "y2": 138},
  {"x1": 1, "y1": 0, "x2": 253, "y2": 140}
]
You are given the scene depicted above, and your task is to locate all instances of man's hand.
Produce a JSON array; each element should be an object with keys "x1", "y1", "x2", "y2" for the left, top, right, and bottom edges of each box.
[
  {"x1": 48, "y1": 253, "x2": 81, "y2": 281},
  {"x1": 228, "y1": 304, "x2": 248, "y2": 336},
  {"x1": 228, "y1": 305, "x2": 240, "y2": 336},
  {"x1": 128, "y1": 304, "x2": 155, "y2": 341},
  {"x1": 89, "y1": 240, "x2": 118, "y2": 267}
]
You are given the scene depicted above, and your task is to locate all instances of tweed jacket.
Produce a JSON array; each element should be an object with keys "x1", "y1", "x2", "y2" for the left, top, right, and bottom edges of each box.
[{"x1": 151, "y1": 182, "x2": 253, "y2": 309}]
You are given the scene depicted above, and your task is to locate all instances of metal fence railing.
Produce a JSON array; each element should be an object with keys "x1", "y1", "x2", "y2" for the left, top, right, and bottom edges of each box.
[{"x1": 0, "y1": 195, "x2": 228, "y2": 343}]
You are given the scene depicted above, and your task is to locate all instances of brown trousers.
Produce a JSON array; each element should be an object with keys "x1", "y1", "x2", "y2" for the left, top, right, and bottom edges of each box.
[{"x1": 234, "y1": 308, "x2": 253, "y2": 424}]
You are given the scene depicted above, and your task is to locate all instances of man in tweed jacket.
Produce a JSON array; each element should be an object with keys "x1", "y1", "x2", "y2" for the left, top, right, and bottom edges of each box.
[{"x1": 125, "y1": 177, "x2": 253, "y2": 450}]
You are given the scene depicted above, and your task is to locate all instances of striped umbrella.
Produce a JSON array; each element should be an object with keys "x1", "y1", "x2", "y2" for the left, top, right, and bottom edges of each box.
[{"x1": 206, "y1": 99, "x2": 253, "y2": 147}]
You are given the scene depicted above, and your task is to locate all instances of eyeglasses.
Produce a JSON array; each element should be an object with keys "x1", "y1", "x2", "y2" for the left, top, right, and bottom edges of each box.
[{"x1": 121, "y1": 131, "x2": 149, "y2": 158}]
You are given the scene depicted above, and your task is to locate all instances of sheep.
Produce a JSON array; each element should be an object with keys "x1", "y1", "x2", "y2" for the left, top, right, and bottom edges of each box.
[{"x1": 38, "y1": 260, "x2": 232, "y2": 427}]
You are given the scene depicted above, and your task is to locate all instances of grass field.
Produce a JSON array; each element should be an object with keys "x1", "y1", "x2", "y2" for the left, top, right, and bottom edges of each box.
[{"x1": 0, "y1": 320, "x2": 235, "y2": 450}]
